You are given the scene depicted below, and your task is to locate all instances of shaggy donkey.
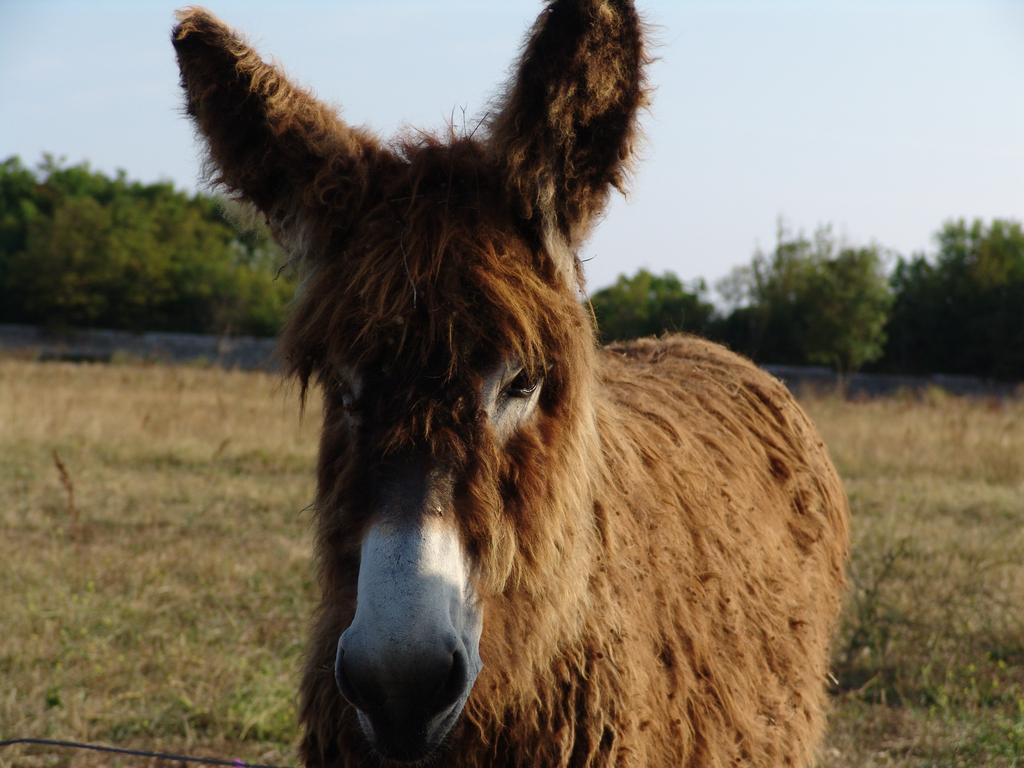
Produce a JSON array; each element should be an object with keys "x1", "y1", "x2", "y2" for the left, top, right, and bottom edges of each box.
[{"x1": 173, "y1": 2, "x2": 849, "y2": 766}]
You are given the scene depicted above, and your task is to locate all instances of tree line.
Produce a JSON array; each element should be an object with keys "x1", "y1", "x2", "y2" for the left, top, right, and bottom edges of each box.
[
  {"x1": 0, "y1": 155, "x2": 293, "y2": 336},
  {"x1": 1, "y1": 155, "x2": 1020, "y2": 379},
  {"x1": 591, "y1": 220, "x2": 1024, "y2": 380}
]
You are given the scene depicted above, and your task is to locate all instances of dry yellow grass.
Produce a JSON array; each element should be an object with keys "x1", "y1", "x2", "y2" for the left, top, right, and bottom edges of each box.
[
  {"x1": 804, "y1": 390, "x2": 1024, "y2": 767},
  {"x1": 1, "y1": 360, "x2": 1022, "y2": 767},
  {"x1": 0, "y1": 361, "x2": 319, "y2": 767}
]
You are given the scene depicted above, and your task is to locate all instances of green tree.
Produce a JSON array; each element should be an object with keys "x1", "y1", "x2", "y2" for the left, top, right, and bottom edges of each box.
[
  {"x1": 713, "y1": 226, "x2": 893, "y2": 373},
  {"x1": 589, "y1": 269, "x2": 714, "y2": 343},
  {"x1": 0, "y1": 154, "x2": 294, "y2": 335},
  {"x1": 803, "y1": 246, "x2": 893, "y2": 372},
  {"x1": 13, "y1": 196, "x2": 117, "y2": 325},
  {"x1": 0, "y1": 156, "x2": 42, "y2": 321},
  {"x1": 885, "y1": 219, "x2": 1024, "y2": 379}
]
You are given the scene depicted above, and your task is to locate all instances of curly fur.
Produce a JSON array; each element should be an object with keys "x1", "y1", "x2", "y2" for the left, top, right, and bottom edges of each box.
[{"x1": 172, "y1": 3, "x2": 849, "y2": 766}]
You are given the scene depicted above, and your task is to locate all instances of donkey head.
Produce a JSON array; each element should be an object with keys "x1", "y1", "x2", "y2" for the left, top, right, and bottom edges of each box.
[{"x1": 173, "y1": 1, "x2": 645, "y2": 761}]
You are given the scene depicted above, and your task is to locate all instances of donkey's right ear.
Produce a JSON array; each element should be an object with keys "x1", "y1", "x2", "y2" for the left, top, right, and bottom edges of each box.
[{"x1": 172, "y1": 7, "x2": 391, "y2": 252}]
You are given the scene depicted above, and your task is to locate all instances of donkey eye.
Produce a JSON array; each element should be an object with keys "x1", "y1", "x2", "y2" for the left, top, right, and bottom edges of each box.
[
  {"x1": 502, "y1": 369, "x2": 541, "y2": 399},
  {"x1": 328, "y1": 378, "x2": 359, "y2": 412}
]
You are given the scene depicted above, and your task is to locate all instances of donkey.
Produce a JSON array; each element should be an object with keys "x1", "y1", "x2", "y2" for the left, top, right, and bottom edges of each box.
[{"x1": 172, "y1": 2, "x2": 849, "y2": 766}]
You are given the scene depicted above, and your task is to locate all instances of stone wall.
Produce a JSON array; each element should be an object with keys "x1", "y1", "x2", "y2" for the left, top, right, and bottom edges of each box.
[
  {"x1": 0, "y1": 324, "x2": 279, "y2": 371},
  {"x1": 1, "y1": 325, "x2": 1019, "y2": 398}
]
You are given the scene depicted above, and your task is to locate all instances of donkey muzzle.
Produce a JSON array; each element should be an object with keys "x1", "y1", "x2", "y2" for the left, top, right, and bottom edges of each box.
[{"x1": 335, "y1": 518, "x2": 483, "y2": 762}]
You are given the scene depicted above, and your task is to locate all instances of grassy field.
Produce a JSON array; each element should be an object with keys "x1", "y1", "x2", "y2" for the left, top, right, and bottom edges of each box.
[{"x1": 1, "y1": 359, "x2": 1022, "y2": 767}]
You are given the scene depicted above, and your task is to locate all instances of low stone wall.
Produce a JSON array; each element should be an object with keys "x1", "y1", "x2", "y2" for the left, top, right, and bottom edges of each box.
[
  {"x1": 764, "y1": 365, "x2": 1020, "y2": 400},
  {"x1": 1, "y1": 325, "x2": 1019, "y2": 398},
  {"x1": 0, "y1": 324, "x2": 279, "y2": 371}
]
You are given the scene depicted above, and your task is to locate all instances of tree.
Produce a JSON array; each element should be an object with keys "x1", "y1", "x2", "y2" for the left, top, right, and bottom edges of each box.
[
  {"x1": 803, "y1": 246, "x2": 893, "y2": 373},
  {"x1": 0, "y1": 156, "x2": 43, "y2": 321},
  {"x1": 713, "y1": 225, "x2": 893, "y2": 373},
  {"x1": 0, "y1": 154, "x2": 294, "y2": 335},
  {"x1": 13, "y1": 196, "x2": 117, "y2": 325},
  {"x1": 885, "y1": 219, "x2": 1024, "y2": 379},
  {"x1": 589, "y1": 269, "x2": 714, "y2": 343}
]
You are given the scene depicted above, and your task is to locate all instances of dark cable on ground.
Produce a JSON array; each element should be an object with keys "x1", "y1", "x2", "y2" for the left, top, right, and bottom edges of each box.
[{"x1": 0, "y1": 737, "x2": 293, "y2": 767}]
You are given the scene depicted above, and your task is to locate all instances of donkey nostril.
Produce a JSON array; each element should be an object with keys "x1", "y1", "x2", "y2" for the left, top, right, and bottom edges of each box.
[
  {"x1": 336, "y1": 647, "x2": 386, "y2": 711},
  {"x1": 334, "y1": 648, "x2": 359, "y2": 705},
  {"x1": 336, "y1": 622, "x2": 478, "y2": 729},
  {"x1": 433, "y1": 648, "x2": 469, "y2": 711}
]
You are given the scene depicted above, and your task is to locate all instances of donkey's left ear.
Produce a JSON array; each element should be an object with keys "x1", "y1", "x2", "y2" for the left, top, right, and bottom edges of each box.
[
  {"x1": 172, "y1": 7, "x2": 393, "y2": 255},
  {"x1": 488, "y1": 0, "x2": 647, "y2": 273}
]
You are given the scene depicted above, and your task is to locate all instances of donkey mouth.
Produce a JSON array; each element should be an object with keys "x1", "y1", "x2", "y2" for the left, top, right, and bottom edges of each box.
[{"x1": 355, "y1": 696, "x2": 465, "y2": 764}]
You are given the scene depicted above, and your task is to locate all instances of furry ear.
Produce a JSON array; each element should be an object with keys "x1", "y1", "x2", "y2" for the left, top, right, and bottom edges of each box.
[
  {"x1": 172, "y1": 7, "x2": 391, "y2": 253},
  {"x1": 488, "y1": 0, "x2": 647, "y2": 270}
]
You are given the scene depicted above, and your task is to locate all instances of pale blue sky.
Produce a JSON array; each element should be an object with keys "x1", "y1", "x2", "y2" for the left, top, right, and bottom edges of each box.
[{"x1": 2, "y1": 0, "x2": 1022, "y2": 291}]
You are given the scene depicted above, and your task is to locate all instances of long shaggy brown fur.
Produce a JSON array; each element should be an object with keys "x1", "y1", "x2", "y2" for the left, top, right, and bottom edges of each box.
[
  {"x1": 172, "y1": 3, "x2": 849, "y2": 766},
  {"x1": 488, "y1": 0, "x2": 649, "y2": 252}
]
